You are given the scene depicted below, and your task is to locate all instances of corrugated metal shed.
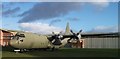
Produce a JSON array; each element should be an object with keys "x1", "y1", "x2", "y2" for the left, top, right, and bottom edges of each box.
[{"x1": 81, "y1": 32, "x2": 118, "y2": 48}]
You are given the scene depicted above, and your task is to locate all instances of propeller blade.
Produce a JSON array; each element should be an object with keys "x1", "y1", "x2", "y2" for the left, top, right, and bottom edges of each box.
[
  {"x1": 52, "y1": 32, "x2": 55, "y2": 35},
  {"x1": 70, "y1": 30, "x2": 74, "y2": 34},
  {"x1": 52, "y1": 38, "x2": 62, "y2": 45},
  {"x1": 79, "y1": 29, "x2": 82, "y2": 33},
  {"x1": 49, "y1": 32, "x2": 63, "y2": 45},
  {"x1": 68, "y1": 29, "x2": 82, "y2": 43}
]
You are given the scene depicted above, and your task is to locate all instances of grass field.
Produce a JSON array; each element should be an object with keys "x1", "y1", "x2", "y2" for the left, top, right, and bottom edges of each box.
[{"x1": 1, "y1": 47, "x2": 118, "y2": 57}]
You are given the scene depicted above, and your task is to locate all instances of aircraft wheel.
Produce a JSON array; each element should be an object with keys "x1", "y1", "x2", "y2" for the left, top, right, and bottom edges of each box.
[
  {"x1": 20, "y1": 49, "x2": 24, "y2": 53},
  {"x1": 23, "y1": 49, "x2": 28, "y2": 52}
]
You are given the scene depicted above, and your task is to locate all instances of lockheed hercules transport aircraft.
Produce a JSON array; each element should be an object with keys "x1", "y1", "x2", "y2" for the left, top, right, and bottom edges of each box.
[{"x1": 9, "y1": 23, "x2": 82, "y2": 52}]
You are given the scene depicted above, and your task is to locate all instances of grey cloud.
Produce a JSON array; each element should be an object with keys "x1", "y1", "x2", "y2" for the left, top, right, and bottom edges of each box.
[
  {"x1": 2, "y1": 2, "x2": 17, "y2": 10},
  {"x1": 49, "y1": 19, "x2": 61, "y2": 26},
  {"x1": 2, "y1": 2, "x2": 26, "y2": 17},
  {"x1": 2, "y1": 7, "x2": 20, "y2": 17},
  {"x1": 2, "y1": 3, "x2": 10, "y2": 9},
  {"x1": 18, "y1": 2, "x2": 81, "y2": 23}
]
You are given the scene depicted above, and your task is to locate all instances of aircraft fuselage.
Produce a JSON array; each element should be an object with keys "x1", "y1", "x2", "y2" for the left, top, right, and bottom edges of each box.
[{"x1": 9, "y1": 32, "x2": 69, "y2": 49}]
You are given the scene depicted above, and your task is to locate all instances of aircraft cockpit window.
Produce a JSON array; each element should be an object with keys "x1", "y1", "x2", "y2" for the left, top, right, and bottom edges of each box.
[
  {"x1": 13, "y1": 34, "x2": 25, "y2": 40},
  {"x1": 19, "y1": 34, "x2": 25, "y2": 37}
]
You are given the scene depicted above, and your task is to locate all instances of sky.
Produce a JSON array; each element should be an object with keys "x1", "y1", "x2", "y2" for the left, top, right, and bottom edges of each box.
[{"x1": 1, "y1": 0, "x2": 119, "y2": 34}]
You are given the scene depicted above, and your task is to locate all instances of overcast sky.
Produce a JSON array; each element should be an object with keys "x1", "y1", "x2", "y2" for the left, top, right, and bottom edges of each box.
[{"x1": 1, "y1": 0, "x2": 119, "y2": 34}]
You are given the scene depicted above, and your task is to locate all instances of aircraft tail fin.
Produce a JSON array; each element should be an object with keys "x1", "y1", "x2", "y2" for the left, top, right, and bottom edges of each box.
[{"x1": 64, "y1": 22, "x2": 71, "y2": 35}]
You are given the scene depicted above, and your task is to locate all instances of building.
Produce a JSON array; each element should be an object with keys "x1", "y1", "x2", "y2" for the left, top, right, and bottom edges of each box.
[
  {"x1": 0, "y1": 29, "x2": 11, "y2": 46},
  {"x1": 82, "y1": 32, "x2": 118, "y2": 48},
  {"x1": 0, "y1": 29, "x2": 13, "y2": 46},
  {"x1": 71, "y1": 32, "x2": 118, "y2": 48}
]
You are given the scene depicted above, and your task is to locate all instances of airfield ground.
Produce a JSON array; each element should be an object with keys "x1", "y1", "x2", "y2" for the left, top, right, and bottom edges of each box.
[{"x1": 1, "y1": 46, "x2": 118, "y2": 58}]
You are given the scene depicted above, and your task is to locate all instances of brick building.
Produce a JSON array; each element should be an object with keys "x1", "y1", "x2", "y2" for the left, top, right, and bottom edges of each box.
[{"x1": 0, "y1": 29, "x2": 13, "y2": 46}]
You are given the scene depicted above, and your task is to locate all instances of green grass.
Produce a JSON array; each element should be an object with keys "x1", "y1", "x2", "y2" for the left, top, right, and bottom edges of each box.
[{"x1": 2, "y1": 48, "x2": 118, "y2": 57}]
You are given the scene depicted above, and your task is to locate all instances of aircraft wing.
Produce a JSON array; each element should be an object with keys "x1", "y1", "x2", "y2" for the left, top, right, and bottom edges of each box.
[{"x1": 61, "y1": 35, "x2": 75, "y2": 39}]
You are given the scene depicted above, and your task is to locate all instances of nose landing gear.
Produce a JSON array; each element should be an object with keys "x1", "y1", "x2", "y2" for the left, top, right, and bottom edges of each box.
[{"x1": 14, "y1": 49, "x2": 28, "y2": 53}]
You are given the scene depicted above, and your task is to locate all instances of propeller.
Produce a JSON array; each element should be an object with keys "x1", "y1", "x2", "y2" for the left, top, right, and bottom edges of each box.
[
  {"x1": 68, "y1": 29, "x2": 82, "y2": 43},
  {"x1": 49, "y1": 32, "x2": 63, "y2": 45}
]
